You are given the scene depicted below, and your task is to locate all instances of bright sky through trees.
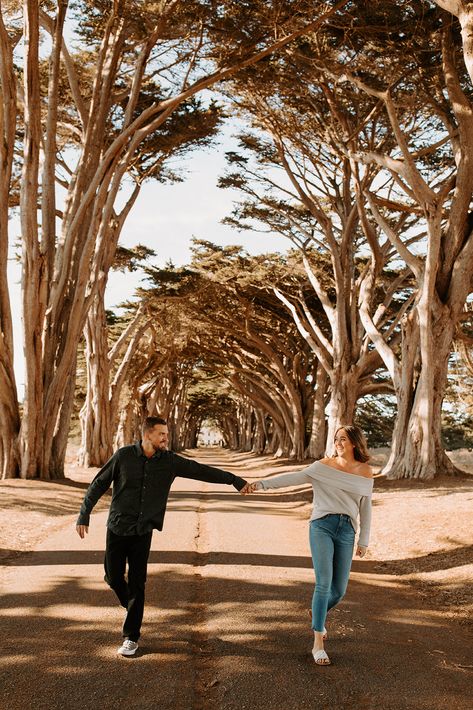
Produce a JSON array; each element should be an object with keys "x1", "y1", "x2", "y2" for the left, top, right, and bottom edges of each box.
[{"x1": 8, "y1": 125, "x2": 289, "y2": 398}]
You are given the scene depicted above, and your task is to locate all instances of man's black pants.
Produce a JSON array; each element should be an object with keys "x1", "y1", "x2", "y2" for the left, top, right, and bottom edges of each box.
[{"x1": 104, "y1": 529, "x2": 153, "y2": 642}]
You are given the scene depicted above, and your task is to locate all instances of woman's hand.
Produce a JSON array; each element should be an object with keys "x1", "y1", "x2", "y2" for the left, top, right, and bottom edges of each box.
[
  {"x1": 240, "y1": 481, "x2": 263, "y2": 495},
  {"x1": 356, "y1": 545, "x2": 367, "y2": 558}
]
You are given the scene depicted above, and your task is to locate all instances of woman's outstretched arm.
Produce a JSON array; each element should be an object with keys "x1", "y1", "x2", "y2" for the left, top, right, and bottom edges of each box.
[{"x1": 242, "y1": 468, "x2": 313, "y2": 493}]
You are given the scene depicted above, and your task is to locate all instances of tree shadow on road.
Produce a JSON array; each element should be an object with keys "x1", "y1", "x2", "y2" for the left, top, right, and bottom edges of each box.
[
  {"x1": 353, "y1": 545, "x2": 473, "y2": 576},
  {"x1": 1, "y1": 564, "x2": 472, "y2": 710},
  {"x1": 5, "y1": 543, "x2": 473, "y2": 586}
]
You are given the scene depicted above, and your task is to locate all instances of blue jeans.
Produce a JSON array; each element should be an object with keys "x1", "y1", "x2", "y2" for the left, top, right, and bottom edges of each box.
[{"x1": 309, "y1": 514, "x2": 355, "y2": 632}]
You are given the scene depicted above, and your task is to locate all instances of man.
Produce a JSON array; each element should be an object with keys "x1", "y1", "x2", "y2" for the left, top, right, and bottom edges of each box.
[{"x1": 76, "y1": 416, "x2": 247, "y2": 656}]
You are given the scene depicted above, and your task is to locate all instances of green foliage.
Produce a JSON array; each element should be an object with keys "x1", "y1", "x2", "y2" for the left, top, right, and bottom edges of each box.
[
  {"x1": 355, "y1": 395, "x2": 397, "y2": 448},
  {"x1": 130, "y1": 241, "x2": 320, "y2": 440},
  {"x1": 113, "y1": 244, "x2": 156, "y2": 272},
  {"x1": 125, "y1": 98, "x2": 224, "y2": 184},
  {"x1": 9, "y1": 0, "x2": 472, "y2": 460},
  {"x1": 185, "y1": 382, "x2": 238, "y2": 431},
  {"x1": 441, "y1": 414, "x2": 473, "y2": 450}
]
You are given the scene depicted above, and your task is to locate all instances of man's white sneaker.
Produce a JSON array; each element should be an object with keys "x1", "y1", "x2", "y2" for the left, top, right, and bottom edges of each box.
[{"x1": 117, "y1": 639, "x2": 138, "y2": 656}]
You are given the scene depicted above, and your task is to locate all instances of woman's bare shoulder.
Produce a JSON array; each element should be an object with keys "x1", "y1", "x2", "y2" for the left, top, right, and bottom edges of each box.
[
  {"x1": 317, "y1": 457, "x2": 373, "y2": 478},
  {"x1": 314, "y1": 456, "x2": 339, "y2": 468},
  {"x1": 355, "y1": 462, "x2": 374, "y2": 478}
]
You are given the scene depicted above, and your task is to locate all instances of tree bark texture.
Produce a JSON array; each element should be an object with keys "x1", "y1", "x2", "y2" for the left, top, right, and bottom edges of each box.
[
  {"x1": 3, "y1": 1, "x2": 340, "y2": 478},
  {"x1": 0, "y1": 11, "x2": 20, "y2": 478}
]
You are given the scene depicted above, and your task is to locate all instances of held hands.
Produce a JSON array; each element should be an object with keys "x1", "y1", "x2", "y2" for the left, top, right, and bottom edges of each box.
[
  {"x1": 239, "y1": 481, "x2": 263, "y2": 495},
  {"x1": 76, "y1": 525, "x2": 89, "y2": 539}
]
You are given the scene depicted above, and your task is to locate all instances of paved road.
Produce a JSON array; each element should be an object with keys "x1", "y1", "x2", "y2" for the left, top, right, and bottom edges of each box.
[{"x1": 1, "y1": 449, "x2": 472, "y2": 710}]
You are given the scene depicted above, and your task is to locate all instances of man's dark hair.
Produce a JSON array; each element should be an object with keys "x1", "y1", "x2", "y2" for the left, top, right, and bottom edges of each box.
[{"x1": 142, "y1": 416, "x2": 167, "y2": 433}]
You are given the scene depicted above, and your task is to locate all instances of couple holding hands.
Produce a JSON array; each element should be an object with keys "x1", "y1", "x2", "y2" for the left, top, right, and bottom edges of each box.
[{"x1": 77, "y1": 417, "x2": 372, "y2": 665}]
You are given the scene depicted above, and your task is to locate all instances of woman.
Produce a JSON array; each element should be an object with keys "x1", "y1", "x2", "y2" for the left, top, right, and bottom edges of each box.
[{"x1": 244, "y1": 425, "x2": 373, "y2": 666}]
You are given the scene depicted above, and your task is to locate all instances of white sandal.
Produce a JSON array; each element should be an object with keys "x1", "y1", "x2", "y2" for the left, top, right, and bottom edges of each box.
[{"x1": 312, "y1": 649, "x2": 331, "y2": 666}]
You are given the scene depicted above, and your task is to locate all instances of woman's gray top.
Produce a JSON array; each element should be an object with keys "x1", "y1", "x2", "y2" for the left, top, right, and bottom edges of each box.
[{"x1": 260, "y1": 460, "x2": 373, "y2": 547}]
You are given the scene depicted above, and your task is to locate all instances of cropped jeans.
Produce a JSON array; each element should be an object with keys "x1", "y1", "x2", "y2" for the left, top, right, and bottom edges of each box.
[{"x1": 309, "y1": 514, "x2": 355, "y2": 632}]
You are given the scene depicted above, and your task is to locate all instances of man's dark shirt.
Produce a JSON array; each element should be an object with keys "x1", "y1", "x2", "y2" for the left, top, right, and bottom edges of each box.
[{"x1": 77, "y1": 442, "x2": 247, "y2": 536}]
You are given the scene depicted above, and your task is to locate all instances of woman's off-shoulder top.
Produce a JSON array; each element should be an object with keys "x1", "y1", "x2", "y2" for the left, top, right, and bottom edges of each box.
[{"x1": 260, "y1": 461, "x2": 373, "y2": 547}]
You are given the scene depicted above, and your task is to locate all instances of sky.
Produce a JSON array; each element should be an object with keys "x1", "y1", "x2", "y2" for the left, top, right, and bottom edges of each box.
[
  {"x1": 105, "y1": 126, "x2": 289, "y2": 306},
  {"x1": 7, "y1": 125, "x2": 290, "y2": 398}
]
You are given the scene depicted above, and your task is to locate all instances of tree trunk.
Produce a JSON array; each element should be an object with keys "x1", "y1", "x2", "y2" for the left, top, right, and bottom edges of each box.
[
  {"x1": 305, "y1": 366, "x2": 328, "y2": 459},
  {"x1": 222, "y1": 414, "x2": 239, "y2": 450},
  {"x1": 19, "y1": 0, "x2": 45, "y2": 478},
  {"x1": 78, "y1": 297, "x2": 113, "y2": 466},
  {"x1": 384, "y1": 304, "x2": 461, "y2": 478},
  {"x1": 0, "y1": 11, "x2": 20, "y2": 479},
  {"x1": 381, "y1": 310, "x2": 419, "y2": 476},
  {"x1": 115, "y1": 392, "x2": 140, "y2": 448},
  {"x1": 457, "y1": 4, "x2": 473, "y2": 85},
  {"x1": 0, "y1": 403, "x2": 20, "y2": 479},
  {"x1": 170, "y1": 380, "x2": 188, "y2": 450},
  {"x1": 50, "y1": 356, "x2": 77, "y2": 476},
  {"x1": 287, "y1": 396, "x2": 306, "y2": 459},
  {"x1": 265, "y1": 422, "x2": 282, "y2": 455},
  {"x1": 325, "y1": 363, "x2": 359, "y2": 452},
  {"x1": 236, "y1": 404, "x2": 253, "y2": 451},
  {"x1": 252, "y1": 409, "x2": 267, "y2": 455}
]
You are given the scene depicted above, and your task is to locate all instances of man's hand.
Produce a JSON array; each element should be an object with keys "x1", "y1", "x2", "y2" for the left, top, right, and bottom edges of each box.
[
  {"x1": 76, "y1": 524, "x2": 89, "y2": 539},
  {"x1": 356, "y1": 545, "x2": 367, "y2": 558},
  {"x1": 239, "y1": 482, "x2": 252, "y2": 495},
  {"x1": 240, "y1": 481, "x2": 262, "y2": 495}
]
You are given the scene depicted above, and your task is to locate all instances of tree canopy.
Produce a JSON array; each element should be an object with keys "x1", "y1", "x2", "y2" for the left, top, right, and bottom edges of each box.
[{"x1": 2, "y1": 0, "x2": 473, "y2": 480}]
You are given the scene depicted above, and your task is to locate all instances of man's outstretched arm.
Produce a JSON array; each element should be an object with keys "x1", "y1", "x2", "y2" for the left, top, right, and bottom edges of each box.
[{"x1": 171, "y1": 453, "x2": 247, "y2": 492}]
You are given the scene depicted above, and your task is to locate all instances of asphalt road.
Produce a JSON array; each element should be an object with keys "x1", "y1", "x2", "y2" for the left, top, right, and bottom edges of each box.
[{"x1": 1, "y1": 449, "x2": 472, "y2": 710}]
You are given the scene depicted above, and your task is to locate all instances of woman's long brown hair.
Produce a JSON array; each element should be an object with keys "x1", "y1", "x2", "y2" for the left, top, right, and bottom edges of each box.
[{"x1": 334, "y1": 425, "x2": 370, "y2": 463}]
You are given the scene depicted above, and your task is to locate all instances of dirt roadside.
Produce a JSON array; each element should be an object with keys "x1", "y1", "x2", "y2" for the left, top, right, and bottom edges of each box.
[{"x1": 1, "y1": 448, "x2": 472, "y2": 710}]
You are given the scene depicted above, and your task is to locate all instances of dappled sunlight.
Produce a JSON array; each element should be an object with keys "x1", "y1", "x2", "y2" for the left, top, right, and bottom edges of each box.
[
  {"x1": 0, "y1": 655, "x2": 33, "y2": 667},
  {"x1": 376, "y1": 614, "x2": 446, "y2": 628},
  {"x1": 372, "y1": 477, "x2": 473, "y2": 494},
  {"x1": 186, "y1": 448, "x2": 308, "y2": 476},
  {"x1": 1, "y1": 559, "x2": 470, "y2": 709},
  {"x1": 2, "y1": 449, "x2": 473, "y2": 709},
  {"x1": 1, "y1": 549, "x2": 315, "y2": 569},
  {"x1": 349, "y1": 574, "x2": 404, "y2": 589},
  {"x1": 1, "y1": 568, "x2": 466, "y2": 654},
  {"x1": 354, "y1": 545, "x2": 473, "y2": 576}
]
